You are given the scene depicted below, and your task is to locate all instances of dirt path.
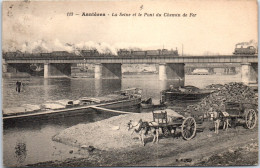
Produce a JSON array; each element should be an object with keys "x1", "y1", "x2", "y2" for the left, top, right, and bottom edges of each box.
[
  {"x1": 29, "y1": 124, "x2": 258, "y2": 167},
  {"x1": 134, "y1": 127, "x2": 258, "y2": 166}
]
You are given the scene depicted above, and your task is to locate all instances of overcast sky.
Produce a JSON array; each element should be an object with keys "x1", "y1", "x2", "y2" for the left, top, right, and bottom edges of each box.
[{"x1": 2, "y1": 0, "x2": 258, "y2": 55}]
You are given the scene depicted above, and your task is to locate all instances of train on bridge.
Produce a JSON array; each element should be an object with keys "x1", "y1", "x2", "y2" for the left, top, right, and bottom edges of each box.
[
  {"x1": 233, "y1": 44, "x2": 257, "y2": 55},
  {"x1": 2, "y1": 48, "x2": 179, "y2": 59},
  {"x1": 117, "y1": 48, "x2": 179, "y2": 57},
  {"x1": 3, "y1": 44, "x2": 257, "y2": 59}
]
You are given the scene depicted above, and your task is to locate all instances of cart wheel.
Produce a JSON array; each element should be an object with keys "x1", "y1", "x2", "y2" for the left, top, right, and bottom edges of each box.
[
  {"x1": 181, "y1": 117, "x2": 196, "y2": 140},
  {"x1": 162, "y1": 127, "x2": 171, "y2": 137},
  {"x1": 244, "y1": 109, "x2": 257, "y2": 129}
]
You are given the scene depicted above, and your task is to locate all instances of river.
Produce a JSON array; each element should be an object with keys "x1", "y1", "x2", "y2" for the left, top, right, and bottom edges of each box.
[{"x1": 2, "y1": 74, "x2": 241, "y2": 167}]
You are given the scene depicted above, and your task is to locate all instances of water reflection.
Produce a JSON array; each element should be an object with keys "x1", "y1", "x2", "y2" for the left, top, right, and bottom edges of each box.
[
  {"x1": 3, "y1": 110, "x2": 120, "y2": 167},
  {"x1": 97, "y1": 79, "x2": 122, "y2": 95},
  {"x1": 158, "y1": 80, "x2": 167, "y2": 91},
  {"x1": 158, "y1": 80, "x2": 182, "y2": 91},
  {"x1": 43, "y1": 79, "x2": 50, "y2": 100},
  {"x1": 15, "y1": 141, "x2": 27, "y2": 164},
  {"x1": 4, "y1": 109, "x2": 119, "y2": 130},
  {"x1": 94, "y1": 79, "x2": 102, "y2": 96}
]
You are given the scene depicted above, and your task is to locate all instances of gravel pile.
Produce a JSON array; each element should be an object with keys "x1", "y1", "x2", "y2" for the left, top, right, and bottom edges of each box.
[
  {"x1": 184, "y1": 82, "x2": 258, "y2": 116},
  {"x1": 53, "y1": 109, "x2": 182, "y2": 150}
]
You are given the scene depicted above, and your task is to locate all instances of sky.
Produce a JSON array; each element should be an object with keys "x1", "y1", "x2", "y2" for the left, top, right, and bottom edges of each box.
[{"x1": 2, "y1": 0, "x2": 258, "y2": 55}]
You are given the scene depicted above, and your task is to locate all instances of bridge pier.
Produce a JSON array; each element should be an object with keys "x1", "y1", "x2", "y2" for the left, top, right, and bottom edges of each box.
[
  {"x1": 44, "y1": 63, "x2": 71, "y2": 78},
  {"x1": 208, "y1": 68, "x2": 214, "y2": 74},
  {"x1": 241, "y1": 63, "x2": 258, "y2": 85},
  {"x1": 159, "y1": 63, "x2": 185, "y2": 86},
  {"x1": 2, "y1": 59, "x2": 8, "y2": 73},
  {"x1": 44, "y1": 63, "x2": 50, "y2": 78},
  {"x1": 94, "y1": 63, "x2": 122, "y2": 79},
  {"x1": 159, "y1": 64, "x2": 167, "y2": 80},
  {"x1": 94, "y1": 63, "x2": 102, "y2": 79}
]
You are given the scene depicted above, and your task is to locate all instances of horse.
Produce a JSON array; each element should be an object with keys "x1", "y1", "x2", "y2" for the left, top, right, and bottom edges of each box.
[
  {"x1": 222, "y1": 112, "x2": 231, "y2": 131},
  {"x1": 127, "y1": 119, "x2": 159, "y2": 146},
  {"x1": 209, "y1": 111, "x2": 230, "y2": 134}
]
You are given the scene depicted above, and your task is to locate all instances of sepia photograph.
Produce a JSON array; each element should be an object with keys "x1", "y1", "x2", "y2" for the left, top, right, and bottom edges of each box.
[{"x1": 2, "y1": 0, "x2": 258, "y2": 167}]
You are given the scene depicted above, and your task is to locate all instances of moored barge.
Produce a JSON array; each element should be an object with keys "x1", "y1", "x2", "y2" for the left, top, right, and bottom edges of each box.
[
  {"x1": 3, "y1": 88, "x2": 142, "y2": 120},
  {"x1": 160, "y1": 85, "x2": 215, "y2": 103}
]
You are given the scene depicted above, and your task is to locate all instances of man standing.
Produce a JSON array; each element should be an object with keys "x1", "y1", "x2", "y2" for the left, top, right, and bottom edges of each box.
[{"x1": 16, "y1": 81, "x2": 22, "y2": 93}]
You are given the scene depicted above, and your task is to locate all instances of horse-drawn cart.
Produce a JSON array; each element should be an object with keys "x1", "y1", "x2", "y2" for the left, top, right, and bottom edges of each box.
[
  {"x1": 152, "y1": 111, "x2": 197, "y2": 140},
  {"x1": 224, "y1": 102, "x2": 258, "y2": 129}
]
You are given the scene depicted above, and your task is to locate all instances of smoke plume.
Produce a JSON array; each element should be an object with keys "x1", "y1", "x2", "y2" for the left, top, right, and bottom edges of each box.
[
  {"x1": 3, "y1": 40, "x2": 166, "y2": 56},
  {"x1": 236, "y1": 40, "x2": 258, "y2": 48}
]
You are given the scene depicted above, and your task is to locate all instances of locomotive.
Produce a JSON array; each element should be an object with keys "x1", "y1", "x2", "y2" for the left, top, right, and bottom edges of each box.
[
  {"x1": 233, "y1": 44, "x2": 257, "y2": 55},
  {"x1": 2, "y1": 51, "x2": 77, "y2": 59},
  {"x1": 117, "y1": 48, "x2": 179, "y2": 57}
]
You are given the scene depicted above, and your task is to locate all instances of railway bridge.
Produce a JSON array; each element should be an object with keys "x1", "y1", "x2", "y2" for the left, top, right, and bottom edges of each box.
[{"x1": 2, "y1": 55, "x2": 258, "y2": 86}]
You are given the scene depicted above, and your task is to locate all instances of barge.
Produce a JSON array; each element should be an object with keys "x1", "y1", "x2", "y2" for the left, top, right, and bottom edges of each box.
[
  {"x1": 3, "y1": 88, "x2": 142, "y2": 120},
  {"x1": 160, "y1": 85, "x2": 215, "y2": 103}
]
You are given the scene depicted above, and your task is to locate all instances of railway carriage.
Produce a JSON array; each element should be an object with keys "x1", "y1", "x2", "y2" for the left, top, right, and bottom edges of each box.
[
  {"x1": 146, "y1": 50, "x2": 160, "y2": 56},
  {"x1": 41, "y1": 53, "x2": 51, "y2": 57},
  {"x1": 131, "y1": 50, "x2": 147, "y2": 56},
  {"x1": 80, "y1": 49, "x2": 99, "y2": 57},
  {"x1": 117, "y1": 48, "x2": 179, "y2": 57},
  {"x1": 51, "y1": 51, "x2": 71, "y2": 57}
]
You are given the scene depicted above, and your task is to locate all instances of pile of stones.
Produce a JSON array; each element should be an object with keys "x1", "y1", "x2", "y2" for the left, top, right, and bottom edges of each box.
[{"x1": 184, "y1": 82, "x2": 257, "y2": 117}]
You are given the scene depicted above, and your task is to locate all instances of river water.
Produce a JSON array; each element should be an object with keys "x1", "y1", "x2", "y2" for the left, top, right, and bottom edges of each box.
[{"x1": 2, "y1": 74, "x2": 241, "y2": 167}]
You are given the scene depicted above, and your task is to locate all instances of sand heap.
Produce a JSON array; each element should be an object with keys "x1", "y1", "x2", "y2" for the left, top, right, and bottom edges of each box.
[{"x1": 53, "y1": 110, "x2": 182, "y2": 150}]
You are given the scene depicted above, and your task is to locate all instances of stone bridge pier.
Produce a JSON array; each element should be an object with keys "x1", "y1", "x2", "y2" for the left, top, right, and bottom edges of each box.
[
  {"x1": 241, "y1": 63, "x2": 258, "y2": 85},
  {"x1": 2, "y1": 59, "x2": 8, "y2": 73},
  {"x1": 44, "y1": 63, "x2": 71, "y2": 78},
  {"x1": 159, "y1": 63, "x2": 185, "y2": 86},
  {"x1": 94, "y1": 63, "x2": 122, "y2": 79}
]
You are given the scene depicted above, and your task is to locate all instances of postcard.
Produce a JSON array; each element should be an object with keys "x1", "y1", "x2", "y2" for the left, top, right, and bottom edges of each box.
[{"x1": 2, "y1": 0, "x2": 258, "y2": 167}]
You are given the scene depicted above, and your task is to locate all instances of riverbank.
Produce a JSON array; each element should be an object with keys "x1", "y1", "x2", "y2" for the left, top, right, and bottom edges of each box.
[{"x1": 28, "y1": 122, "x2": 258, "y2": 167}]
